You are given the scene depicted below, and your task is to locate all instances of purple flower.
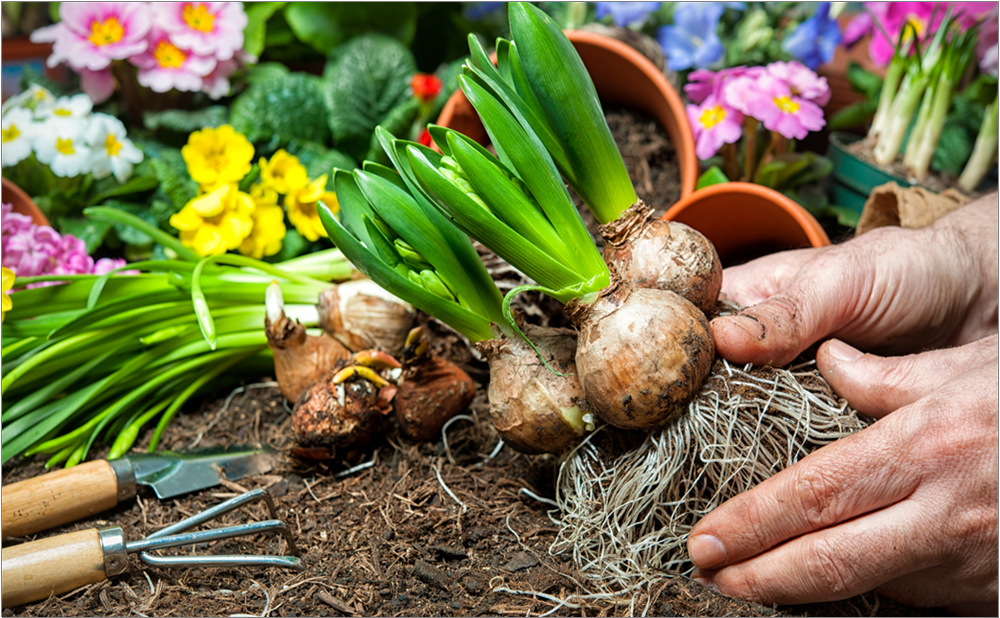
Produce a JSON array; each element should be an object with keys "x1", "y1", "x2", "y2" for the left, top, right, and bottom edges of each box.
[
  {"x1": 595, "y1": 2, "x2": 661, "y2": 27},
  {"x1": 3, "y1": 225, "x2": 61, "y2": 277},
  {"x1": 687, "y1": 95, "x2": 743, "y2": 160},
  {"x1": 782, "y1": 2, "x2": 842, "y2": 70},
  {"x1": 730, "y1": 74, "x2": 825, "y2": 140},
  {"x1": 52, "y1": 235, "x2": 94, "y2": 276},
  {"x1": 765, "y1": 61, "x2": 831, "y2": 106},
  {"x1": 657, "y1": 3, "x2": 725, "y2": 71},
  {"x1": 94, "y1": 257, "x2": 132, "y2": 275}
]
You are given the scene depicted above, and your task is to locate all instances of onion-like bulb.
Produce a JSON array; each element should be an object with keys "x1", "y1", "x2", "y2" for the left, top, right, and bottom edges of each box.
[
  {"x1": 476, "y1": 322, "x2": 593, "y2": 454},
  {"x1": 395, "y1": 356, "x2": 476, "y2": 442},
  {"x1": 317, "y1": 279, "x2": 416, "y2": 356},
  {"x1": 567, "y1": 278, "x2": 714, "y2": 430},
  {"x1": 601, "y1": 200, "x2": 722, "y2": 315},
  {"x1": 265, "y1": 282, "x2": 351, "y2": 403}
]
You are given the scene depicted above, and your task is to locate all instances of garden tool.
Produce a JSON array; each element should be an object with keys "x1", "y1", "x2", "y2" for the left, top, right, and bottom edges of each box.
[
  {"x1": 2, "y1": 445, "x2": 275, "y2": 539},
  {"x1": 1, "y1": 488, "x2": 304, "y2": 607}
]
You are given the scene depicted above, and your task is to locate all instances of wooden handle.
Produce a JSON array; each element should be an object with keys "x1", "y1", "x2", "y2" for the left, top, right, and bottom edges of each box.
[
  {"x1": 1, "y1": 528, "x2": 107, "y2": 607},
  {"x1": 1, "y1": 460, "x2": 120, "y2": 538}
]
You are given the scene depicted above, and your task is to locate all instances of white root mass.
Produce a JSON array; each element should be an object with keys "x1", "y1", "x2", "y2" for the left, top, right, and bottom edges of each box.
[{"x1": 549, "y1": 358, "x2": 869, "y2": 602}]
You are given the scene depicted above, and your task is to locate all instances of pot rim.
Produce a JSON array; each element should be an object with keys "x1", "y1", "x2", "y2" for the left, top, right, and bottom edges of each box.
[{"x1": 1, "y1": 177, "x2": 49, "y2": 227}]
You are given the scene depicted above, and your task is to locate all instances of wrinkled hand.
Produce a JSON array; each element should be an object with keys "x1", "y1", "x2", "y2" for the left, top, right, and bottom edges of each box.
[{"x1": 690, "y1": 197, "x2": 999, "y2": 612}]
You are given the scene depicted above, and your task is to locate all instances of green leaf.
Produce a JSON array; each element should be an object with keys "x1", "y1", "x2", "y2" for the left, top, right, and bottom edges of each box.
[
  {"x1": 847, "y1": 62, "x2": 884, "y2": 98},
  {"x1": 364, "y1": 98, "x2": 420, "y2": 164},
  {"x1": 243, "y1": 2, "x2": 286, "y2": 58},
  {"x1": 88, "y1": 175, "x2": 159, "y2": 206},
  {"x1": 323, "y1": 34, "x2": 417, "y2": 161},
  {"x1": 828, "y1": 100, "x2": 878, "y2": 131},
  {"x1": 231, "y1": 73, "x2": 330, "y2": 143},
  {"x1": 84, "y1": 206, "x2": 201, "y2": 262},
  {"x1": 143, "y1": 106, "x2": 229, "y2": 133},
  {"x1": 932, "y1": 120, "x2": 974, "y2": 176},
  {"x1": 57, "y1": 217, "x2": 114, "y2": 254},
  {"x1": 829, "y1": 205, "x2": 861, "y2": 228},
  {"x1": 285, "y1": 3, "x2": 417, "y2": 55},
  {"x1": 245, "y1": 62, "x2": 290, "y2": 86},
  {"x1": 285, "y1": 140, "x2": 357, "y2": 183},
  {"x1": 147, "y1": 150, "x2": 196, "y2": 210},
  {"x1": 102, "y1": 201, "x2": 158, "y2": 247},
  {"x1": 696, "y1": 166, "x2": 730, "y2": 190}
]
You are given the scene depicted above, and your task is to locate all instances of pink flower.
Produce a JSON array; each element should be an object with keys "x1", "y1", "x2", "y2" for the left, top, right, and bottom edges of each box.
[
  {"x1": 765, "y1": 61, "x2": 831, "y2": 107},
  {"x1": 855, "y1": 2, "x2": 994, "y2": 67},
  {"x1": 686, "y1": 95, "x2": 743, "y2": 160},
  {"x1": 154, "y1": 2, "x2": 248, "y2": 61},
  {"x1": 3, "y1": 224, "x2": 61, "y2": 277},
  {"x1": 80, "y1": 68, "x2": 117, "y2": 104},
  {"x1": 51, "y1": 235, "x2": 94, "y2": 276},
  {"x1": 684, "y1": 66, "x2": 765, "y2": 104},
  {"x1": 30, "y1": 2, "x2": 151, "y2": 72},
  {"x1": 978, "y1": 8, "x2": 999, "y2": 77},
  {"x1": 734, "y1": 74, "x2": 825, "y2": 140},
  {"x1": 93, "y1": 257, "x2": 133, "y2": 275},
  {"x1": 202, "y1": 59, "x2": 239, "y2": 99},
  {"x1": 130, "y1": 27, "x2": 217, "y2": 93}
]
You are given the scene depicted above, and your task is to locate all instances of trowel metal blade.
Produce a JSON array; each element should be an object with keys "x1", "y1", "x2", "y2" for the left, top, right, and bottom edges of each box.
[{"x1": 127, "y1": 445, "x2": 275, "y2": 499}]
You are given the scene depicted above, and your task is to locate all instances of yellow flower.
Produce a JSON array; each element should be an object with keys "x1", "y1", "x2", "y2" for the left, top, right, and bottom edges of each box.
[
  {"x1": 2, "y1": 267, "x2": 14, "y2": 322},
  {"x1": 259, "y1": 149, "x2": 308, "y2": 194},
  {"x1": 285, "y1": 174, "x2": 337, "y2": 242},
  {"x1": 170, "y1": 183, "x2": 255, "y2": 256},
  {"x1": 182, "y1": 125, "x2": 254, "y2": 190},
  {"x1": 240, "y1": 183, "x2": 287, "y2": 259}
]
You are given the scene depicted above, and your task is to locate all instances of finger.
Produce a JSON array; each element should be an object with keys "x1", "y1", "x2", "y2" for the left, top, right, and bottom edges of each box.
[
  {"x1": 694, "y1": 500, "x2": 935, "y2": 606},
  {"x1": 686, "y1": 415, "x2": 920, "y2": 572},
  {"x1": 817, "y1": 335, "x2": 1000, "y2": 418},
  {"x1": 719, "y1": 247, "x2": 824, "y2": 307}
]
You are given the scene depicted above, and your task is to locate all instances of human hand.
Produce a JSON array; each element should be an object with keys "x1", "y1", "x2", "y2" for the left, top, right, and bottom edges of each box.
[
  {"x1": 687, "y1": 334, "x2": 999, "y2": 612},
  {"x1": 711, "y1": 196, "x2": 998, "y2": 366}
]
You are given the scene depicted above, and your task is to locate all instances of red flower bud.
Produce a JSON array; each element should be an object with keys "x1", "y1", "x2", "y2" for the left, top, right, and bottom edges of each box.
[
  {"x1": 411, "y1": 73, "x2": 442, "y2": 102},
  {"x1": 418, "y1": 128, "x2": 434, "y2": 147}
]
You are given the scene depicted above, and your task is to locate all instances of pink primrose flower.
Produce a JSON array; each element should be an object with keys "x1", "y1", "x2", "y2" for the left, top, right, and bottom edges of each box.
[
  {"x1": 735, "y1": 74, "x2": 825, "y2": 140},
  {"x1": 765, "y1": 61, "x2": 831, "y2": 107},
  {"x1": 131, "y1": 27, "x2": 217, "y2": 93},
  {"x1": 202, "y1": 59, "x2": 239, "y2": 99},
  {"x1": 80, "y1": 68, "x2": 117, "y2": 104},
  {"x1": 684, "y1": 66, "x2": 765, "y2": 105},
  {"x1": 154, "y1": 2, "x2": 248, "y2": 61},
  {"x1": 978, "y1": 8, "x2": 999, "y2": 77},
  {"x1": 93, "y1": 257, "x2": 136, "y2": 276},
  {"x1": 857, "y1": 2, "x2": 993, "y2": 67},
  {"x1": 30, "y1": 2, "x2": 151, "y2": 72},
  {"x1": 686, "y1": 95, "x2": 743, "y2": 160}
]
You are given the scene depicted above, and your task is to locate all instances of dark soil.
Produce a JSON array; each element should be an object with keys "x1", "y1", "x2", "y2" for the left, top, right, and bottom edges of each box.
[{"x1": 2, "y1": 109, "x2": 935, "y2": 618}]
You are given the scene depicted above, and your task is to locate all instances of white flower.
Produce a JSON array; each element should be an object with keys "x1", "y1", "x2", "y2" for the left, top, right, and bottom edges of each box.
[
  {"x1": 2, "y1": 84, "x2": 56, "y2": 116},
  {"x1": 86, "y1": 114, "x2": 143, "y2": 183},
  {"x1": 33, "y1": 119, "x2": 92, "y2": 177},
  {"x1": 1, "y1": 108, "x2": 36, "y2": 167},
  {"x1": 36, "y1": 93, "x2": 93, "y2": 123}
]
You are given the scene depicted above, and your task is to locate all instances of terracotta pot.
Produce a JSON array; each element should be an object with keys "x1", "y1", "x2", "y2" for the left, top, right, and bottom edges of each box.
[
  {"x1": 2, "y1": 177, "x2": 49, "y2": 227},
  {"x1": 662, "y1": 182, "x2": 829, "y2": 267},
  {"x1": 435, "y1": 30, "x2": 698, "y2": 199}
]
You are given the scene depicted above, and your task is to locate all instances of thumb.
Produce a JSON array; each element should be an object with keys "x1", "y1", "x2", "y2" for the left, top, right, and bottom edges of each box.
[{"x1": 816, "y1": 335, "x2": 999, "y2": 418}]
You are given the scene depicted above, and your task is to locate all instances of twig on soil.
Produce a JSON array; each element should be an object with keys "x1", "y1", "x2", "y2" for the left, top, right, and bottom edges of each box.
[
  {"x1": 433, "y1": 460, "x2": 467, "y2": 514},
  {"x1": 316, "y1": 590, "x2": 358, "y2": 616},
  {"x1": 189, "y1": 381, "x2": 279, "y2": 449}
]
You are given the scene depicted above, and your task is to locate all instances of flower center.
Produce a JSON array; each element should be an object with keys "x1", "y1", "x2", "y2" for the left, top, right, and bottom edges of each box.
[
  {"x1": 773, "y1": 96, "x2": 800, "y2": 114},
  {"x1": 56, "y1": 138, "x2": 76, "y2": 155},
  {"x1": 88, "y1": 17, "x2": 125, "y2": 46},
  {"x1": 183, "y1": 3, "x2": 216, "y2": 32},
  {"x1": 904, "y1": 16, "x2": 926, "y2": 41},
  {"x1": 2, "y1": 125, "x2": 20, "y2": 142},
  {"x1": 53, "y1": 107, "x2": 73, "y2": 116},
  {"x1": 699, "y1": 105, "x2": 726, "y2": 129},
  {"x1": 105, "y1": 134, "x2": 123, "y2": 156},
  {"x1": 153, "y1": 40, "x2": 187, "y2": 69}
]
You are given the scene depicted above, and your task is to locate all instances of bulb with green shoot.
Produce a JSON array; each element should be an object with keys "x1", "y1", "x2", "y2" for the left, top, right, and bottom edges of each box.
[
  {"x1": 317, "y1": 128, "x2": 594, "y2": 454},
  {"x1": 459, "y1": 2, "x2": 721, "y2": 312}
]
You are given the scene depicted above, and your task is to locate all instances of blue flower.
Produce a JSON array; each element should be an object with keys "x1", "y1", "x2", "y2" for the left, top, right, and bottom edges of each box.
[
  {"x1": 782, "y1": 2, "x2": 842, "y2": 70},
  {"x1": 657, "y1": 3, "x2": 726, "y2": 71},
  {"x1": 595, "y1": 2, "x2": 661, "y2": 27},
  {"x1": 463, "y1": 2, "x2": 505, "y2": 21}
]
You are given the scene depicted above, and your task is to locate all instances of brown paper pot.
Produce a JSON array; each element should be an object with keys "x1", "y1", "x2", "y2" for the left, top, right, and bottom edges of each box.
[
  {"x1": 2, "y1": 177, "x2": 49, "y2": 227},
  {"x1": 662, "y1": 182, "x2": 830, "y2": 266},
  {"x1": 435, "y1": 30, "x2": 699, "y2": 199}
]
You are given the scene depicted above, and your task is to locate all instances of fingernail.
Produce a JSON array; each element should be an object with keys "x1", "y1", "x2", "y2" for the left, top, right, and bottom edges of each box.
[
  {"x1": 729, "y1": 314, "x2": 764, "y2": 340},
  {"x1": 827, "y1": 338, "x2": 863, "y2": 362},
  {"x1": 693, "y1": 575, "x2": 721, "y2": 594},
  {"x1": 688, "y1": 534, "x2": 728, "y2": 569}
]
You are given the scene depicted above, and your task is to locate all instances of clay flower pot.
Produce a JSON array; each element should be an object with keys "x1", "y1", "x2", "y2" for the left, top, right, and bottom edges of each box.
[
  {"x1": 2, "y1": 177, "x2": 49, "y2": 227},
  {"x1": 435, "y1": 30, "x2": 699, "y2": 199},
  {"x1": 662, "y1": 182, "x2": 830, "y2": 267}
]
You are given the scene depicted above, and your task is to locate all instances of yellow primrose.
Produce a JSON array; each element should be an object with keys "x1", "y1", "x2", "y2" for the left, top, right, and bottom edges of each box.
[
  {"x1": 182, "y1": 125, "x2": 254, "y2": 190},
  {"x1": 285, "y1": 174, "x2": 337, "y2": 242},
  {"x1": 170, "y1": 183, "x2": 255, "y2": 257},
  {"x1": 259, "y1": 149, "x2": 308, "y2": 194},
  {"x1": 240, "y1": 184, "x2": 287, "y2": 259},
  {"x1": 2, "y1": 267, "x2": 14, "y2": 322}
]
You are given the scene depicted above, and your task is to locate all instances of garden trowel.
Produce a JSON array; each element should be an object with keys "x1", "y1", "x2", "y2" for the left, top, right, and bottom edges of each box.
[{"x1": 1, "y1": 445, "x2": 275, "y2": 539}]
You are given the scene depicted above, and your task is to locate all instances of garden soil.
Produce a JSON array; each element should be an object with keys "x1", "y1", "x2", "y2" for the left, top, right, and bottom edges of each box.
[{"x1": 2, "y1": 109, "x2": 938, "y2": 618}]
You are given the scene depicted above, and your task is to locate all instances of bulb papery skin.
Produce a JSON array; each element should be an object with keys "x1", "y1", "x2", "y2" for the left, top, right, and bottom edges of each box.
[
  {"x1": 292, "y1": 363, "x2": 392, "y2": 461},
  {"x1": 568, "y1": 282, "x2": 714, "y2": 430},
  {"x1": 318, "y1": 280, "x2": 416, "y2": 356},
  {"x1": 394, "y1": 356, "x2": 476, "y2": 442},
  {"x1": 477, "y1": 323, "x2": 589, "y2": 454},
  {"x1": 266, "y1": 312, "x2": 352, "y2": 403},
  {"x1": 601, "y1": 201, "x2": 722, "y2": 315}
]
